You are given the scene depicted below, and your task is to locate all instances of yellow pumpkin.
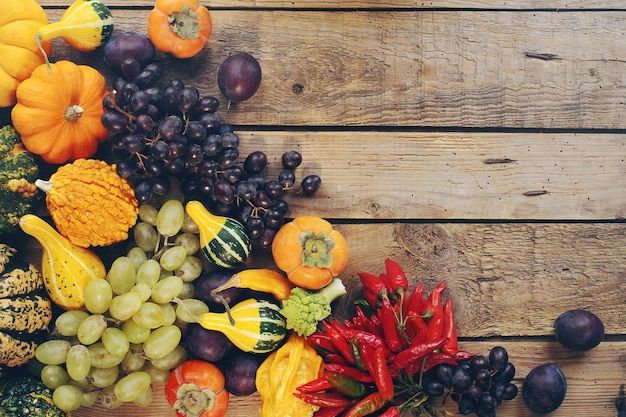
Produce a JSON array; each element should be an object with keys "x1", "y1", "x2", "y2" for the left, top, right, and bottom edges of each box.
[
  {"x1": 11, "y1": 60, "x2": 109, "y2": 164},
  {"x1": 0, "y1": 0, "x2": 52, "y2": 108}
]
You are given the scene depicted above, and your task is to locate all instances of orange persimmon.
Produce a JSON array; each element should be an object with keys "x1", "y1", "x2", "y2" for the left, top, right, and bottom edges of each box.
[
  {"x1": 147, "y1": 0, "x2": 212, "y2": 59},
  {"x1": 271, "y1": 216, "x2": 348, "y2": 290}
]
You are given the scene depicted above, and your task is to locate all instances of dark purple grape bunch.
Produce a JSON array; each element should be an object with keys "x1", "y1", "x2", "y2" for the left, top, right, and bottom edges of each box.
[{"x1": 424, "y1": 347, "x2": 518, "y2": 417}]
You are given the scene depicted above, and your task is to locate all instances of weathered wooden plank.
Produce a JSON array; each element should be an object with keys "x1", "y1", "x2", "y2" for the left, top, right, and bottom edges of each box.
[
  {"x1": 70, "y1": 341, "x2": 626, "y2": 417},
  {"x1": 41, "y1": 10, "x2": 626, "y2": 130},
  {"x1": 37, "y1": 0, "x2": 626, "y2": 10}
]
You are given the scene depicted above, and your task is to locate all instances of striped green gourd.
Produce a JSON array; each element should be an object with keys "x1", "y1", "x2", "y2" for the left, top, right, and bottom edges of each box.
[
  {"x1": 185, "y1": 200, "x2": 251, "y2": 268},
  {"x1": 199, "y1": 298, "x2": 286, "y2": 353}
]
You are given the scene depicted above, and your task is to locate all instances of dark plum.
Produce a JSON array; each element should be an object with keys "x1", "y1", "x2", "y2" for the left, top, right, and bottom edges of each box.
[
  {"x1": 222, "y1": 351, "x2": 262, "y2": 396},
  {"x1": 554, "y1": 309, "x2": 604, "y2": 351},
  {"x1": 217, "y1": 52, "x2": 262, "y2": 102},
  {"x1": 522, "y1": 363, "x2": 567, "y2": 414},
  {"x1": 185, "y1": 323, "x2": 233, "y2": 362},
  {"x1": 103, "y1": 32, "x2": 156, "y2": 73},
  {"x1": 194, "y1": 269, "x2": 248, "y2": 311}
]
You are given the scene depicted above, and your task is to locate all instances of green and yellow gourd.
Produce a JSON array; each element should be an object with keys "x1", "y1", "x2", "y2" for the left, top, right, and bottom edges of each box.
[
  {"x1": 36, "y1": 0, "x2": 114, "y2": 52},
  {"x1": 18, "y1": 214, "x2": 106, "y2": 310},
  {"x1": 185, "y1": 200, "x2": 251, "y2": 269},
  {"x1": 0, "y1": 244, "x2": 52, "y2": 378},
  {"x1": 199, "y1": 298, "x2": 286, "y2": 353}
]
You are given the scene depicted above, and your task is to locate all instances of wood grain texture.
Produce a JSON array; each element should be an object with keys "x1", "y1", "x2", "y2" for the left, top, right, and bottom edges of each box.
[{"x1": 42, "y1": 9, "x2": 626, "y2": 129}]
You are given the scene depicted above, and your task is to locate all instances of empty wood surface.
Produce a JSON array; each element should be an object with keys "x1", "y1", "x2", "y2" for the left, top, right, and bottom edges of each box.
[{"x1": 8, "y1": 1, "x2": 625, "y2": 416}]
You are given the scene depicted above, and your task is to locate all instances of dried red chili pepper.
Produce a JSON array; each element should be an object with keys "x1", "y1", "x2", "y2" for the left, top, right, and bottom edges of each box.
[
  {"x1": 323, "y1": 371, "x2": 367, "y2": 398},
  {"x1": 297, "y1": 377, "x2": 334, "y2": 393},
  {"x1": 424, "y1": 281, "x2": 446, "y2": 340},
  {"x1": 378, "y1": 296, "x2": 404, "y2": 352},
  {"x1": 313, "y1": 406, "x2": 349, "y2": 417},
  {"x1": 384, "y1": 258, "x2": 409, "y2": 296},
  {"x1": 343, "y1": 392, "x2": 387, "y2": 417},
  {"x1": 392, "y1": 337, "x2": 449, "y2": 370},
  {"x1": 373, "y1": 345, "x2": 395, "y2": 400},
  {"x1": 323, "y1": 321, "x2": 355, "y2": 364},
  {"x1": 378, "y1": 405, "x2": 401, "y2": 417},
  {"x1": 293, "y1": 391, "x2": 355, "y2": 408},
  {"x1": 441, "y1": 298, "x2": 458, "y2": 354},
  {"x1": 324, "y1": 363, "x2": 375, "y2": 383},
  {"x1": 358, "y1": 271, "x2": 388, "y2": 300}
]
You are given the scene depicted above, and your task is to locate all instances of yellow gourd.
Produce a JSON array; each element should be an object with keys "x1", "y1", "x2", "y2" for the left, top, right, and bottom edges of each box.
[
  {"x1": 36, "y1": 0, "x2": 114, "y2": 52},
  {"x1": 18, "y1": 214, "x2": 106, "y2": 310}
]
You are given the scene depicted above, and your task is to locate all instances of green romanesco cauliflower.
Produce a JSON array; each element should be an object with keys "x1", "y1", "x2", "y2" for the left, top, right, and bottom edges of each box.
[{"x1": 280, "y1": 277, "x2": 347, "y2": 337}]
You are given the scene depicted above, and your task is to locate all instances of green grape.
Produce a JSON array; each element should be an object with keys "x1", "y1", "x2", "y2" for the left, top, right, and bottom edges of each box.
[
  {"x1": 100, "y1": 385, "x2": 123, "y2": 409},
  {"x1": 52, "y1": 384, "x2": 83, "y2": 412},
  {"x1": 77, "y1": 314, "x2": 108, "y2": 345},
  {"x1": 178, "y1": 282, "x2": 196, "y2": 300},
  {"x1": 55, "y1": 310, "x2": 90, "y2": 337},
  {"x1": 67, "y1": 376, "x2": 90, "y2": 391},
  {"x1": 35, "y1": 339, "x2": 71, "y2": 365},
  {"x1": 107, "y1": 256, "x2": 137, "y2": 295},
  {"x1": 121, "y1": 350, "x2": 146, "y2": 374},
  {"x1": 156, "y1": 199, "x2": 185, "y2": 237},
  {"x1": 88, "y1": 365, "x2": 119, "y2": 388},
  {"x1": 88, "y1": 342, "x2": 125, "y2": 368},
  {"x1": 66, "y1": 344, "x2": 91, "y2": 381},
  {"x1": 82, "y1": 390, "x2": 99, "y2": 408},
  {"x1": 127, "y1": 246, "x2": 148, "y2": 270},
  {"x1": 141, "y1": 361, "x2": 170, "y2": 384},
  {"x1": 174, "y1": 232, "x2": 200, "y2": 255},
  {"x1": 84, "y1": 279, "x2": 113, "y2": 315},
  {"x1": 136, "y1": 259, "x2": 161, "y2": 287},
  {"x1": 138, "y1": 204, "x2": 159, "y2": 226},
  {"x1": 181, "y1": 211, "x2": 199, "y2": 234},
  {"x1": 175, "y1": 255, "x2": 203, "y2": 282},
  {"x1": 151, "y1": 275, "x2": 184, "y2": 304},
  {"x1": 134, "y1": 221, "x2": 159, "y2": 253},
  {"x1": 133, "y1": 385, "x2": 153, "y2": 407},
  {"x1": 159, "y1": 302, "x2": 177, "y2": 326},
  {"x1": 101, "y1": 327, "x2": 130, "y2": 357},
  {"x1": 122, "y1": 319, "x2": 151, "y2": 344},
  {"x1": 109, "y1": 291, "x2": 143, "y2": 321},
  {"x1": 150, "y1": 345, "x2": 187, "y2": 371},
  {"x1": 133, "y1": 302, "x2": 165, "y2": 329},
  {"x1": 41, "y1": 364, "x2": 69, "y2": 389},
  {"x1": 131, "y1": 282, "x2": 152, "y2": 301},
  {"x1": 114, "y1": 371, "x2": 152, "y2": 402},
  {"x1": 159, "y1": 245, "x2": 188, "y2": 271},
  {"x1": 175, "y1": 298, "x2": 208, "y2": 323},
  {"x1": 143, "y1": 325, "x2": 182, "y2": 360}
]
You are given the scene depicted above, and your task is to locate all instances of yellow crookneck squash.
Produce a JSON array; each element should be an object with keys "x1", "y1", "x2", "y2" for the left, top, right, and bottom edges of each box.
[
  {"x1": 11, "y1": 60, "x2": 109, "y2": 165},
  {"x1": 0, "y1": 0, "x2": 52, "y2": 108}
]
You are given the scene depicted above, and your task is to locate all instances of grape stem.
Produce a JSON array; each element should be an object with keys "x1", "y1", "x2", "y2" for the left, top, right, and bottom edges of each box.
[{"x1": 107, "y1": 91, "x2": 137, "y2": 121}]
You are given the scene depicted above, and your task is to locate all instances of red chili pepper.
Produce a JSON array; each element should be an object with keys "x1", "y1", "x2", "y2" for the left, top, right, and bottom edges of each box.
[
  {"x1": 329, "y1": 319, "x2": 349, "y2": 333},
  {"x1": 324, "y1": 352, "x2": 350, "y2": 366},
  {"x1": 378, "y1": 405, "x2": 401, "y2": 417},
  {"x1": 425, "y1": 281, "x2": 446, "y2": 340},
  {"x1": 373, "y1": 345, "x2": 394, "y2": 400},
  {"x1": 323, "y1": 371, "x2": 367, "y2": 398},
  {"x1": 384, "y1": 258, "x2": 409, "y2": 296},
  {"x1": 378, "y1": 273, "x2": 392, "y2": 294},
  {"x1": 422, "y1": 351, "x2": 459, "y2": 374},
  {"x1": 354, "y1": 306, "x2": 383, "y2": 336},
  {"x1": 349, "y1": 337, "x2": 368, "y2": 372},
  {"x1": 343, "y1": 392, "x2": 387, "y2": 417},
  {"x1": 324, "y1": 363, "x2": 375, "y2": 383},
  {"x1": 308, "y1": 333, "x2": 339, "y2": 354},
  {"x1": 392, "y1": 337, "x2": 449, "y2": 370},
  {"x1": 323, "y1": 321, "x2": 355, "y2": 364},
  {"x1": 441, "y1": 298, "x2": 458, "y2": 355},
  {"x1": 404, "y1": 312, "x2": 427, "y2": 344},
  {"x1": 361, "y1": 287, "x2": 379, "y2": 309},
  {"x1": 294, "y1": 391, "x2": 355, "y2": 408},
  {"x1": 343, "y1": 329, "x2": 386, "y2": 351},
  {"x1": 358, "y1": 272, "x2": 388, "y2": 300},
  {"x1": 313, "y1": 407, "x2": 349, "y2": 417},
  {"x1": 297, "y1": 377, "x2": 334, "y2": 393},
  {"x1": 403, "y1": 283, "x2": 424, "y2": 318},
  {"x1": 378, "y1": 296, "x2": 404, "y2": 352},
  {"x1": 454, "y1": 350, "x2": 476, "y2": 362}
]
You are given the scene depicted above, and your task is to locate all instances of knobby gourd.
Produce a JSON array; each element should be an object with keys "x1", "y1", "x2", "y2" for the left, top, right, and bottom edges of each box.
[
  {"x1": 11, "y1": 60, "x2": 109, "y2": 164},
  {"x1": 18, "y1": 214, "x2": 106, "y2": 310},
  {"x1": 0, "y1": 0, "x2": 52, "y2": 107},
  {"x1": 0, "y1": 244, "x2": 52, "y2": 378},
  {"x1": 185, "y1": 200, "x2": 251, "y2": 269},
  {"x1": 35, "y1": 158, "x2": 139, "y2": 248},
  {"x1": 37, "y1": 0, "x2": 114, "y2": 52},
  {"x1": 0, "y1": 125, "x2": 42, "y2": 235}
]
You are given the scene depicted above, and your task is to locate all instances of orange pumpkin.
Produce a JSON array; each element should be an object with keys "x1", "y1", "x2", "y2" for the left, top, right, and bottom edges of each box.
[
  {"x1": 10, "y1": 60, "x2": 108, "y2": 164},
  {"x1": 147, "y1": 0, "x2": 212, "y2": 59},
  {"x1": 271, "y1": 216, "x2": 349, "y2": 290},
  {"x1": 0, "y1": 0, "x2": 52, "y2": 108}
]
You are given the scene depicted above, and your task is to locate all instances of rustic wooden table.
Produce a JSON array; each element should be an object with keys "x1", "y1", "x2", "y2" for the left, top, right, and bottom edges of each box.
[{"x1": 8, "y1": 0, "x2": 626, "y2": 416}]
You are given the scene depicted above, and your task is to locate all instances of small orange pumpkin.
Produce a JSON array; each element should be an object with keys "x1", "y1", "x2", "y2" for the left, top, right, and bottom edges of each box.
[
  {"x1": 10, "y1": 60, "x2": 108, "y2": 164},
  {"x1": 271, "y1": 216, "x2": 349, "y2": 290},
  {"x1": 0, "y1": 0, "x2": 52, "y2": 108}
]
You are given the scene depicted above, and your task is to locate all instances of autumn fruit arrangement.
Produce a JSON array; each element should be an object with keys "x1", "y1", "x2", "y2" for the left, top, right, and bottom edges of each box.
[{"x1": 0, "y1": 0, "x2": 608, "y2": 416}]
